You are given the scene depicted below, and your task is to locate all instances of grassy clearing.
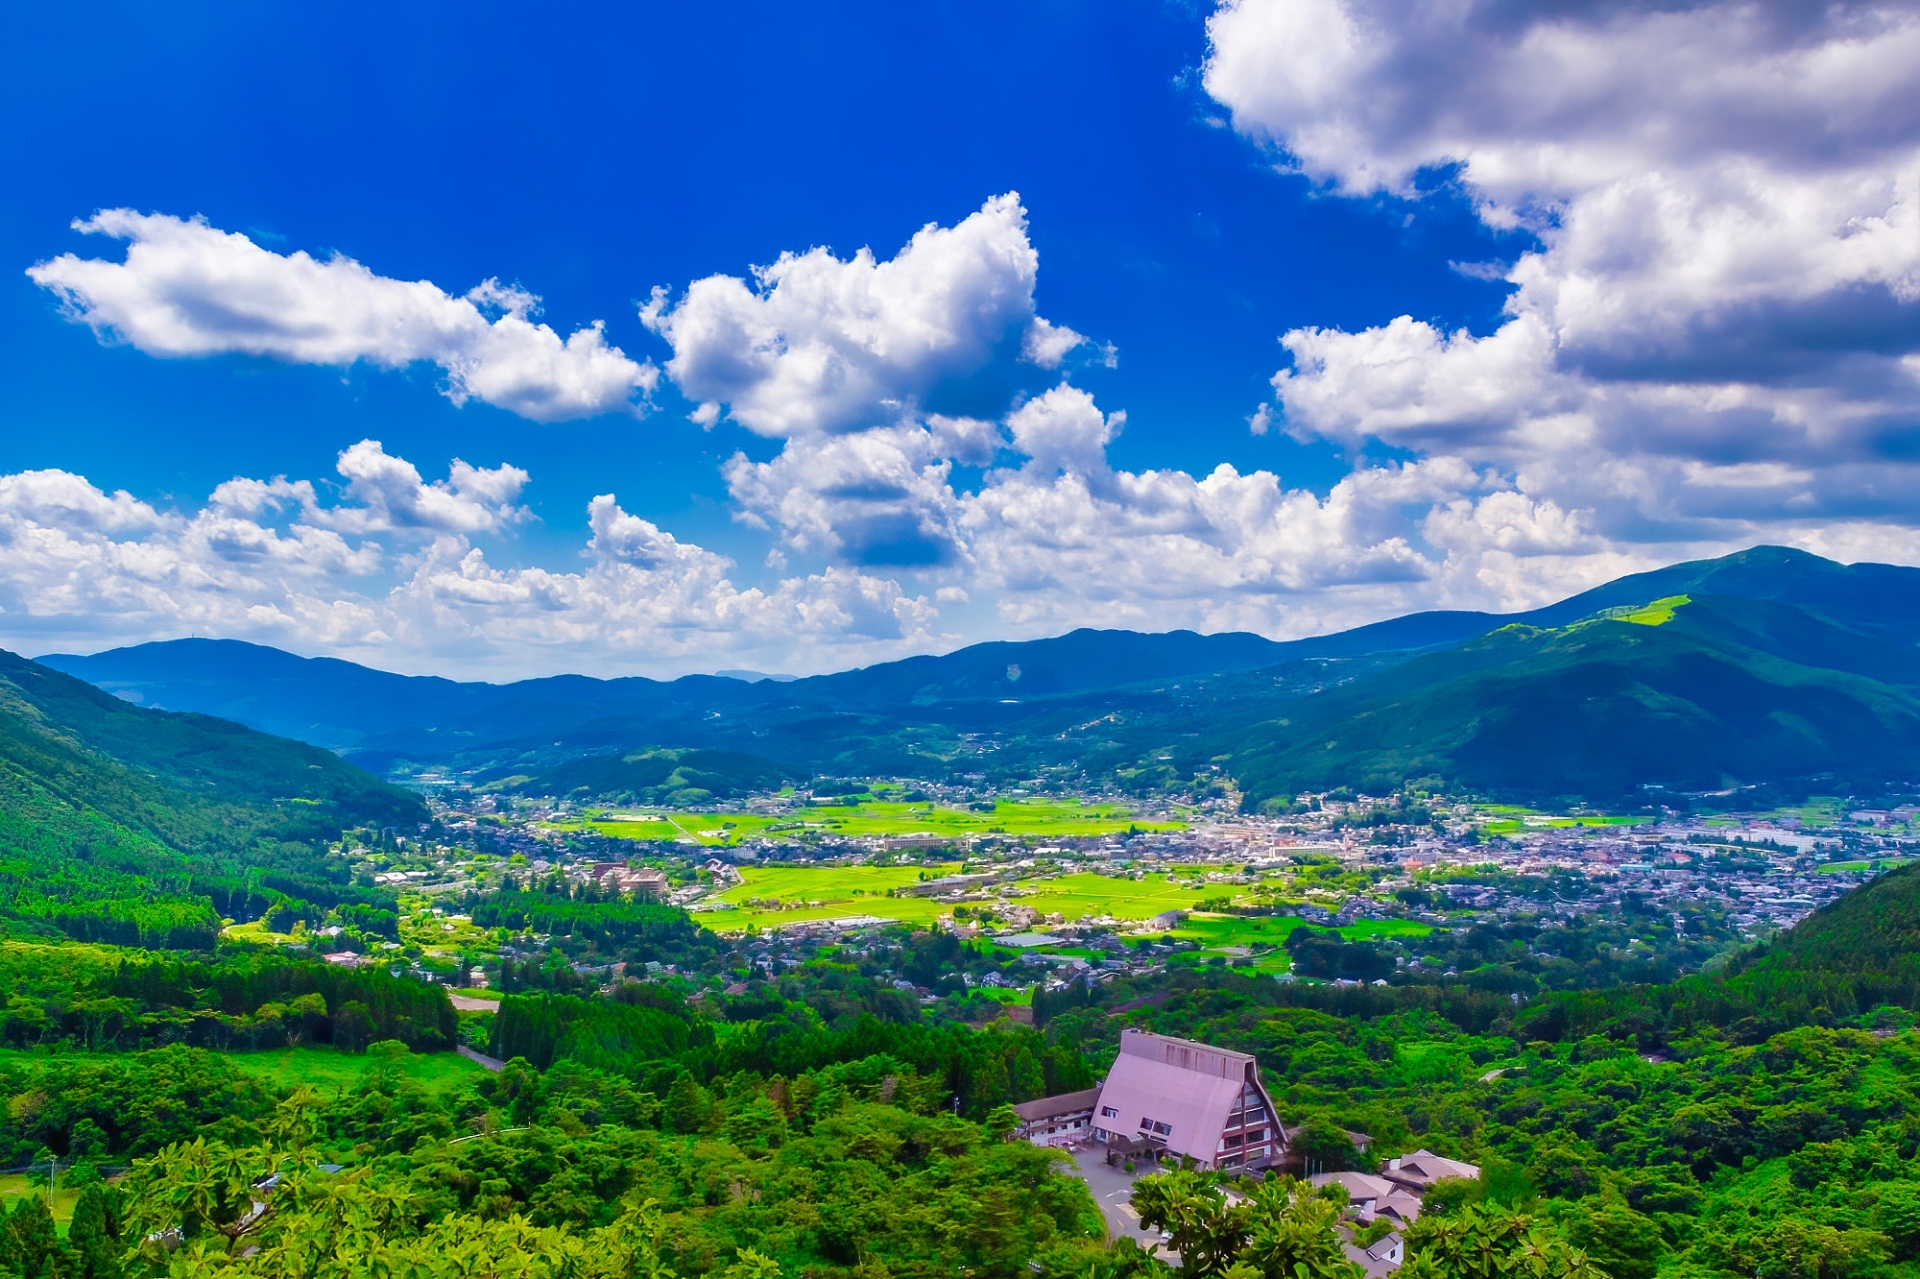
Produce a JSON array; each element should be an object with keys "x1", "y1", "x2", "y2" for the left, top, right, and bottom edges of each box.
[
  {"x1": 579, "y1": 798, "x2": 1183, "y2": 848},
  {"x1": 0, "y1": 1178, "x2": 76, "y2": 1228},
  {"x1": 1619, "y1": 594, "x2": 1689, "y2": 626},
  {"x1": 224, "y1": 1046, "x2": 489, "y2": 1095}
]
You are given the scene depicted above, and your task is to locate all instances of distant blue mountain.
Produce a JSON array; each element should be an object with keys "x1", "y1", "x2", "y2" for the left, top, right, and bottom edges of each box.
[{"x1": 39, "y1": 545, "x2": 1920, "y2": 799}]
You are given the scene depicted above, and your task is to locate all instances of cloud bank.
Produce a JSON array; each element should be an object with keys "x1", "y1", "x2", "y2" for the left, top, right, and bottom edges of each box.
[
  {"x1": 1206, "y1": 0, "x2": 1920, "y2": 549},
  {"x1": 0, "y1": 441, "x2": 937, "y2": 676}
]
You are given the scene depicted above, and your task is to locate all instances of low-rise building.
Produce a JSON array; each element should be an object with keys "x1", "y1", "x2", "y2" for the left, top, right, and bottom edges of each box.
[
  {"x1": 1310, "y1": 1172, "x2": 1424, "y2": 1225},
  {"x1": 1012, "y1": 1088, "x2": 1100, "y2": 1145},
  {"x1": 1381, "y1": 1149, "x2": 1480, "y2": 1195}
]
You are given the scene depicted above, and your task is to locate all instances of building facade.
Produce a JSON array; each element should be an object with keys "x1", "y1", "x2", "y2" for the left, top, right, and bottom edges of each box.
[
  {"x1": 1012, "y1": 1088, "x2": 1100, "y2": 1145},
  {"x1": 1089, "y1": 1029, "x2": 1284, "y2": 1170}
]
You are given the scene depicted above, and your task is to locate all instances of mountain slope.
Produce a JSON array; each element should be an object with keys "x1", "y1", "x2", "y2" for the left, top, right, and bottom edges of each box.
[
  {"x1": 1216, "y1": 594, "x2": 1920, "y2": 805},
  {"x1": 1529, "y1": 860, "x2": 1920, "y2": 1043},
  {"x1": 0, "y1": 648, "x2": 425, "y2": 947}
]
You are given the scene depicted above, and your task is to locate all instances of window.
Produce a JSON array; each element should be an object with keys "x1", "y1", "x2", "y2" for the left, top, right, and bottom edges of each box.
[
  {"x1": 1224, "y1": 1133, "x2": 1244, "y2": 1147},
  {"x1": 1101, "y1": 1107, "x2": 1119, "y2": 1118},
  {"x1": 1152, "y1": 1121, "x2": 1173, "y2": 1136},
  {"x1": 1245, "y1": 1129, "x2": 1267, "y2": 1143}
]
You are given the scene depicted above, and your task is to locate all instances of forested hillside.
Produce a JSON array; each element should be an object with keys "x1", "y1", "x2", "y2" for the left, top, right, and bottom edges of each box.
[
  {"x1": 0, "y1": 648, "x2": 424, "y2": 948},
  {"x1": 14, "y1": 862, "x2": 1920, "y2": 1279},
  {"x1": 1216, "y1": 595, "x2": 1920, "y2": 806}
]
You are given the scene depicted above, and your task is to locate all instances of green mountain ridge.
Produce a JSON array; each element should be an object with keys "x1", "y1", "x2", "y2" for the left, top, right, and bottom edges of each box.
[
  {"x1": 1216, "y1": 593, "x2": 1920, "y2": 806},
  {"x1": 0, "y1": 648, "x2": 426, "y2": 947}
]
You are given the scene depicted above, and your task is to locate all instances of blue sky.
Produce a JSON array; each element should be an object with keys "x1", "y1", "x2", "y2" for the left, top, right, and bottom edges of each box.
[{"x1": 3, "y1": 0, "x2": 1916, "y2": 677}]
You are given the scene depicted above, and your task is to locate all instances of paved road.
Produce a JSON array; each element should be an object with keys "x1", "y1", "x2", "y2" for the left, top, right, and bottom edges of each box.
[
  {"x1": 458, "y1": 1045, "x2": 506, "y2": 1072},
  {"x1": 1056, "y1": 1150, "x2": 1178, "y2": 1261}
]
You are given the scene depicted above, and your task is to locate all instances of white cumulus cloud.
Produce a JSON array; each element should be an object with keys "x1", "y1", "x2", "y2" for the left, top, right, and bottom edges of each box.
[
  {"x1": 27, "y1": 210, "x2": 658, "y2": 422},
  {"x1": 642, "y1": 194, "x2": 1086, "y2": 438}
]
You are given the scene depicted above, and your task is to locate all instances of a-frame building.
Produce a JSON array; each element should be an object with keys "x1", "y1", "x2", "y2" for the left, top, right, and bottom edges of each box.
[{"x1": 1088, "y1": 1028, "x2": 1284, "y2": 1170}]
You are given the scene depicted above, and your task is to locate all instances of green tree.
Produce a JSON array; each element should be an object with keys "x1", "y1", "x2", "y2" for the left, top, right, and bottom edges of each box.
[
  {"x1": 1551, "y1": 1198, "x2": 1661, "y2": 1279},
  {"x1": 663, "y1": 1073, "x2": 711, "y2": 1134},
  {"x1": 1290, "y1": 1117, "x2": 1364, "y2": 1174},
  {"x1": 1132, "y1": 1169, "x2": 1359, "y2": 1279},
  {"x1": 1402, "y1": 1203, "x2": 1607, "y2": 1279},
  {"x1": 7, "y1": 1193, "x2": 59, "y2": 1279},
  {"x1": 68, "y1": 1183, "x2": 123, "y2": 1279}
]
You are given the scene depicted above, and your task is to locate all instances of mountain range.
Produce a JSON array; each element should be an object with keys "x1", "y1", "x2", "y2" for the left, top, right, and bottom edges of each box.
[{"x1": 34, "y1": 545, "x2": 1920, "y2": 806}]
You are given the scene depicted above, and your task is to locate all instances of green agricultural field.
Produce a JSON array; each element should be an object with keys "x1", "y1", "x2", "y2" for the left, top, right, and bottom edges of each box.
[
  {"x1": 1338, "y1": 918, "x2": 1434, "y2": 941},
  {"x1": 579, "y1": 798, "x2": 1183, "y2": 848},
  {"x1": 703, "y1": 863, "x2": 961, "y2": 931},
  {"x1": 1479, "y1": 813, "x2": 1651, "y2": 836},
  {"x1": 1160, "y1": 912, "x2": 1433, "y2": 971},
  {"x1": 1009, "y1": 871, "x2": 1219, "y2": 921},
  {"x1": 1818, "y1": 857, "x2": 1918, "y2": 874},
  {"x1": 1779, "y1": 797, "x2": 1846, "y2": 828}
]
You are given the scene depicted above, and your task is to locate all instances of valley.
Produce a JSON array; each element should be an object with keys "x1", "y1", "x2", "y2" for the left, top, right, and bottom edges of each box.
[{"x1": 0, "y1": 546, "x2": 1918, "y2": 1279}]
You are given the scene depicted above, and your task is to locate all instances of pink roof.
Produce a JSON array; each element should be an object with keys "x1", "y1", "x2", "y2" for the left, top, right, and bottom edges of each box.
[{"x1": 1093, "y1": 1029, "x2": 1272, "y2": 1167}]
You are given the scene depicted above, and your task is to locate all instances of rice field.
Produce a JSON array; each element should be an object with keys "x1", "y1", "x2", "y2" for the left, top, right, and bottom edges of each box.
[
  {"x1": 1165, "y1": 912, "x2": 1433, "y2": 971},
  {"x1": 577, "y1": 798, "x2": 1184, "y2": 848},
  {"x1": 1478, "y1": 813, "x2": 1652, "y2": 836}
]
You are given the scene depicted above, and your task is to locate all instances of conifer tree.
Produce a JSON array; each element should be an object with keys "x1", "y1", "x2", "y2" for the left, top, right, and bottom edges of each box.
[
  {"x1": 7, "y1": 1193, "x2": 59, "y2": 1279},
  {"x1": 68, "y1": 1184, "x2": 123, "y2": 1279}
]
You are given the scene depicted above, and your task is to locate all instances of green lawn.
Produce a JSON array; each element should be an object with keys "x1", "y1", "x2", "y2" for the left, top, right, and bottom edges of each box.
[
  {"x1": 0, "y1": 1178, "x2": 76, "y2": 1229},
  {"x1": 576, "y1": 798, "x2": 1183, "y2": 848},
  {"x1": 224, "y1": 1046, "x2": 490, "y2": 1094}
]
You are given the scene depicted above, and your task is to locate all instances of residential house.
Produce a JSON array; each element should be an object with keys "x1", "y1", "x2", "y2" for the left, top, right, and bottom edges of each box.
[{"x1": 1381, "y1": 1150, "x2": 1481, "y2": 1196}]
